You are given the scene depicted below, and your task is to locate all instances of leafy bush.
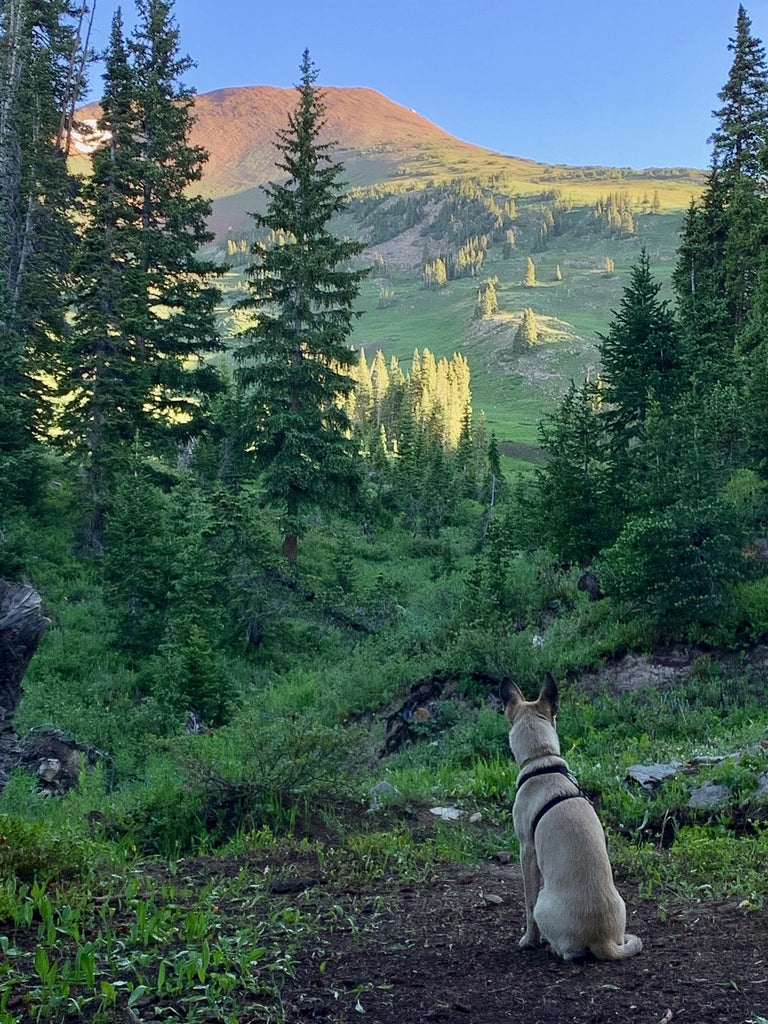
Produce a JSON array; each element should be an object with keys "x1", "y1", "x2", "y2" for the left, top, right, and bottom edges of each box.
[
  {"x1": 0, "y1": 811, "x2": 92, "y2": 886},
  {"x1": 601, "y1": 500, "x2": 747, "y2": 637}
]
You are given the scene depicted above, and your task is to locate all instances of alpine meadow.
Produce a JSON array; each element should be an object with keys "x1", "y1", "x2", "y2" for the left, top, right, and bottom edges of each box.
[{"x1": 2, "y1": 2, "x2": 768, "y2": 1022}]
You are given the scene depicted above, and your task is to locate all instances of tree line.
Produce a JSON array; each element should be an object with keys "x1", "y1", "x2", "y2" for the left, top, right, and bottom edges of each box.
[
  {"x1": 509, "y1": 4, "x2": 768, "y2": 637},
  {"x1": 0, "y1": 1, "x2": 504, "y2": 723}
]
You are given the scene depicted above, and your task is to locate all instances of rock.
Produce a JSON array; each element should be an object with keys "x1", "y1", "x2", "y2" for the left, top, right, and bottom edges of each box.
[
  {"x1": 0, "y1": 581, "x2": 50, "y2": 713},
  {"x1": 483, "y1": 893, "x2": 504, "y2": 905},
  {"x1": 429, "y1": 806, "x2": 464, "y2": 821},
  {"x1": 37, "y1": 758, "x2": 61, "y2": 783},
  {"x1": 687, "y1": 783, "x2": 730, "y2": 809},
  {"x1": 581, "y1": 653, "x2": 688, "y2": 695},
  {"x1": 19, "y1": 729, "x2": 101, "y2": 796},
  {"x1": 755, "y1": 774, "x2": 768, "y2": 801},
  {"x1": 626, "y1": 762, "x2": 683, "y2": 788},
  {"x1": 493, "y1": 850, "x2": 513, "y2": 864},
  {"x1": 577, "y1": 571, "x2": 603, "y2": 601},
  {"x1": 368, "y1": 780, "x2": 401, "y2": 811},
  {"x1": 468, "y1": 812, "x2": 483, "y2": 824}
]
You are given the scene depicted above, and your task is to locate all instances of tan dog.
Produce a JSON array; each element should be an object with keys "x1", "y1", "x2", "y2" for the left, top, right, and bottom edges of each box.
[{"x1": 501, "y1": 676, "x2": 642, "y2": 961}]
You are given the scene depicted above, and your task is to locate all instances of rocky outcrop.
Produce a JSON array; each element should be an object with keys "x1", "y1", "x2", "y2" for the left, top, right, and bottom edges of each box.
[
  {"x1": 0, "y1": 580, "x2": 50, "y2": 713},
  {"x1": 0, "y1": 581, "x2": 99, "y2": 795}
]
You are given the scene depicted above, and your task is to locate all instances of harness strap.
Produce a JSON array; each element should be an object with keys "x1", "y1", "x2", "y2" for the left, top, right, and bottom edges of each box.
[
  {"x1": 530, "y1": 790, "x2": 591, "y2": 838},
  {"x1": 516, "y1": 763, "x2": 577, "y2": 791},
  {"x1": 515, "y1": 763, "x2": 592, "y2": 839}
]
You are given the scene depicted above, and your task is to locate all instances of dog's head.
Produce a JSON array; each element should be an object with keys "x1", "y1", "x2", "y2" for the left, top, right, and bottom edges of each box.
[{"x1": 500, "y1": 675, "x2": 560, "y2": 764}]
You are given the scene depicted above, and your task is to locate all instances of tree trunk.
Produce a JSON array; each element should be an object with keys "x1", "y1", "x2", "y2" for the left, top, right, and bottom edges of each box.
[
  {"x1": 282, "y1": 533, "x2": 298, "y2": 564},
  {"x1": 0, "y1": 580, "x2": 50, "y2": 714}
]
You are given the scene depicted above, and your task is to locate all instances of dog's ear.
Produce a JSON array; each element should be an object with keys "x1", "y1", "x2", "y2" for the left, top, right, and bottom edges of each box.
[
  {"x1": 537, "y1": 673, "x2": 559, "y2": 720},
  {"x1": 500, "y1": 677, "x2": 525, "y2": 720}
]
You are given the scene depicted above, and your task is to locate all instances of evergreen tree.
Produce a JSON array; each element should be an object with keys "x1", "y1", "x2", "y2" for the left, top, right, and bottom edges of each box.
[
  {"x1": 103, "y1": 451, "x2": 171, "y2": 659},
  {"x1": 0, "y1": 0, "x2": 88, "y2": 501},
  {"x1": 709, "y1": 4, "x2": 768, "y2": 175},
  {"x1": 674, "y1": 6, "x2": 768, "y2": 341},
  {"x1": 514, "y1": 307, "x2": 537, "y2": 350},
  {"x1": 534, "y1": 379, "x2": 614, "y2": 561},
  {"x1": 474, "y1": 277, "x2": 498, "y2": 318},
  {"x1": 522, "y1": 256, "x2": 536, "y2": 287},
  {"x1": 61, "y1": 1, "x2": 223, "y2": 548},
  {"x1": 234, "y1": 51, "x2": 368, "y2": 562},
  {"x1": 599, "y1": 249, "x2": 681, "y2": 456}
]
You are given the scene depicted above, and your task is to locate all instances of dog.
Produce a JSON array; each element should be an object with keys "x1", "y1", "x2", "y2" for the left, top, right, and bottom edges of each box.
[{"x1": 501, "y1": 675, "x2": 642, "y2": 961}]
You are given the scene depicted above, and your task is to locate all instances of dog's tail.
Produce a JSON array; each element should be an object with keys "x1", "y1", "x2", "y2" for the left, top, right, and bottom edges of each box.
[{"x1": 592, "y1": 934, "x2": 643, "y2": 960}]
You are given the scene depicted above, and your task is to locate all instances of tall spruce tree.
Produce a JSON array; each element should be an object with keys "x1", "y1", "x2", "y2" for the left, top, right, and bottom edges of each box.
[
  {"x1": 61, "y1": 0, "x2": 223, "y2": 548},
  {"x1": 674, "y1": 5, "x2": 768, "y2": 342},
  {"x1": 709, "y1": 4, "x2": 768, "y2": 175},
  {"x1": 0, "y1": 0, "x2": 88, "y2": 502},
  {"x1": 234, "y1": 51, "x2": 368, "y2": 562},
  {"x1": 599, "y1": 249, "x2": 681, "y2": 459}
]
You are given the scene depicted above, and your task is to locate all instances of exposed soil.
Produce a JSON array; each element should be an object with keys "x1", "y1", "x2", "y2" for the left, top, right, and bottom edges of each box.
[
  {"x1": 270, "y1": 855, "x2": 768, "y2": 1024},
  {"x1": 4, "y1": 838, "x2": 767, "y2": 1023}
]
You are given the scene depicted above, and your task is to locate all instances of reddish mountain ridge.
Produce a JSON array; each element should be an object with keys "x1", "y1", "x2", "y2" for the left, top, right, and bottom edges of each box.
[
  {"x1": 77, "y1": 84, "x2": 702, "y2": 238},
  {"x1": 78, "y1": 85, "x2": 551, "y2": 234}
]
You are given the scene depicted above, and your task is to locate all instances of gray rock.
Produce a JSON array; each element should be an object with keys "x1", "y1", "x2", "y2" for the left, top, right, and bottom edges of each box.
[
  {"x1": 687, "y1": 783, "x2": 730, "y2": 809},
  {"x1": 626, "y1": 761, "x2": 683, "y2": 788},
  {"x1": 368, "y1": 780, "x2": 401, "y2": 811},
  {"x1": 429, "y1": 806, "x2": 464, "y2": 821}
]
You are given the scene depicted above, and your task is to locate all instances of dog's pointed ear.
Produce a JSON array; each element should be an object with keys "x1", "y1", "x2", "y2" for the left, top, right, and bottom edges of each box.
[
  {"x1": 500, "y1": 677, "x2": 525, "y2": 720},
  {"x1": 537, "y1": 673, "x2": 559, "y2": 719}
]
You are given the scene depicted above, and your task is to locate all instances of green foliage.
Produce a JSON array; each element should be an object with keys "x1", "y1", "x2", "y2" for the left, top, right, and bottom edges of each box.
[
  {"x1": 60, "y1": 2, "x2": 224, "y2": 546},
  {"x1": 533, "y1": 377, "x2": 615, "y2": 560},
  {"x1": 601, "y1": 499, "x2": 747, "y2": 636},
  {"x1": 474, "y1": 277, "x2": 499, "y2": 318},
  {"x1": 599, "y1": 247, "x2": 682, "y2": 453},
  {"x1": 0, "y1": 810, "x2": 92, "y2": 887},
  {"x1": 103, "y1": 461, "x2": 171, "y2": 659},
  {"x1": 234, "y1": 52, "x2": 368, "y2": 561}
]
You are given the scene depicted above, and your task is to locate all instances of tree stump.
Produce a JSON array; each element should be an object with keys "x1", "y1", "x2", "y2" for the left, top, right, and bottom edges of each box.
[{"x1": 0, "y1": 581, "x2": 50, "y2": 714}]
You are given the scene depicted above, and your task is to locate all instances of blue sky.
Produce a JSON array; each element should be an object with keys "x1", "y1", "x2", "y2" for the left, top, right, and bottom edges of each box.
[{"x1": 86, "y1": 1, "x2": 763, "y2": 170}]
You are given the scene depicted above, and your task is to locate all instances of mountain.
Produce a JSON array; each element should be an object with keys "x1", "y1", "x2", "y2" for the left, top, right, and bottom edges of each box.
[
  {"x1": 73, "y1": 85, "x2": 707, "y2": 449},
  {"x1": 77, "y1": 86, "x2": 705, "y2": 239}
]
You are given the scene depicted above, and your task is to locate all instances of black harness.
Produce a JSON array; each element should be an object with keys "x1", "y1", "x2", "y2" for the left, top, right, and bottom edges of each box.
[{"x1": 515, "y1": 763, "x2": 591, "y2": 839}]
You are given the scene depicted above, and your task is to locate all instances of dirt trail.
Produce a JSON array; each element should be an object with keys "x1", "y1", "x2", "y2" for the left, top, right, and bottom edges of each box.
[{"x1": 274, "y1": 859, "x2": 768, "y2": 1024}]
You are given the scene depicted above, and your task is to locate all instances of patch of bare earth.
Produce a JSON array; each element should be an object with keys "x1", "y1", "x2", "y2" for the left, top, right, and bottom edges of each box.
[
  {"x1": 274, "y1": 857, "x2": 767, "y2": 1024},
  {"x1": 364, "y1": 203, "x2": 444, "y2": 270}
]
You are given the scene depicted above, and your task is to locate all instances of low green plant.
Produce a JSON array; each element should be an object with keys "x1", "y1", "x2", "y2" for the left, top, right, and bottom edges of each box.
[{"x1": 0, "y1": 811, "x2": 93, "y2": 891}]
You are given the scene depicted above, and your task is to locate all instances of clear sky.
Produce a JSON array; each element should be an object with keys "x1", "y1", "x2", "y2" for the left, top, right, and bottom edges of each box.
[{"x1": 85, "y1": 1, "x2": 764, "y2": 170}]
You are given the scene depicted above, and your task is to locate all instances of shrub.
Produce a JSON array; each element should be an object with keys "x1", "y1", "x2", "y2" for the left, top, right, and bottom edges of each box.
[{"x1": 601, "y1": 500, "x2": 746, "y2": 637}]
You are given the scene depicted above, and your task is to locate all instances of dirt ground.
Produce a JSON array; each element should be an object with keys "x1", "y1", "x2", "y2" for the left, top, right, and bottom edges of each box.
[{"x1": 268, "y1": 856, "x2": 768, "y2": 1024}]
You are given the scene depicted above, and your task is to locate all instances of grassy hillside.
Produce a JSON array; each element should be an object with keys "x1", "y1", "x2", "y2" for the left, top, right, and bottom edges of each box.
[{"x1": 219, "y1": 189, "x2": 686, "y2": 452}]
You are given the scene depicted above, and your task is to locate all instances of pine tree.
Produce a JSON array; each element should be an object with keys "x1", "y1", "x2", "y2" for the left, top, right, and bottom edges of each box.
[
  {"x1": 474, "y1": 278, "x2": 498, "y2": 318},
  {"x1": 522, "y1": 256, "x2": 536, "y2": 287},
  {"x1": 709, "y1": 4, "x2": 768, "y2": 175},
  {"x1": 62, "y1": 1, "x2": 223, "y2": 548},
  {"x1": 514, "y1": 308, "x2": 537, "y2": 350},
  {"x1": 234, "y1": 51, "x2": 368, "y2": 562},
  {"x1": 534, "y1": 378, "x2": 613, "y2": 561},
  {"x1": 599, "y1": 249, "x2": 682, "y2": 456},
  {"x1": 0, "y1": 1, "x2": 88, "y2": 501},
  {"x1": 674, "y1": 6, "x2": 768, "y2": 342}
]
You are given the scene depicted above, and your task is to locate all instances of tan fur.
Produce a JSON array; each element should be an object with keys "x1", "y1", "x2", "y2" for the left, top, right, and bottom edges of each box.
[{"x1": 501, "y1": 677, "x2": 642, "y2": 961}]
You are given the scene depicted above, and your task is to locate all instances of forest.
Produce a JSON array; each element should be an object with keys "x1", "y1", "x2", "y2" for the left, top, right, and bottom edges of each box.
[{"x1": 1, "y1": 2, "x2": 768, "y2": 1022}]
